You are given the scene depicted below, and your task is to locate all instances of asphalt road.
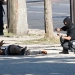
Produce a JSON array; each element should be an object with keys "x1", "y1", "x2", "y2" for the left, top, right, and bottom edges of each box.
[
  {"x1": 3, "y1": 0, "x2": 70, "y2": 30},
  {"x1": 27, "y1": 0, "x2": 70, "y2": 30}
]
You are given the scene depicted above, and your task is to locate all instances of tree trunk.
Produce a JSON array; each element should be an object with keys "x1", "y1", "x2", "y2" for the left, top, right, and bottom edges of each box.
[
  {"x1": 7, "y1": 0, "x2": 28, "y2": 35},
  {"x1": 44, "y1": 0, "x2": 54, "y2": 38}
]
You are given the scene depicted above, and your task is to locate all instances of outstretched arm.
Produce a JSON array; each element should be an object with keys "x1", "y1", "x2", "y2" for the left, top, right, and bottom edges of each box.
[
  {"x1": 0, "y1": 40, "x2": 4, "y2": 46},
  {"x1": 54, "y1": 28, "x2": 62, "y2": 32}
]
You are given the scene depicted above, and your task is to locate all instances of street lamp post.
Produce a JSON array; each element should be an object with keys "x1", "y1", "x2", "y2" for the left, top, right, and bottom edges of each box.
[
  {"x1": 7, "y1": 0, "x2": 10, "y2": 33},
  {"x1": 70, "y1": 0, "x2": 72, "y2": 21},
  {"x1": 70, "y1": 0, "x2": 75, "y2": 24}
]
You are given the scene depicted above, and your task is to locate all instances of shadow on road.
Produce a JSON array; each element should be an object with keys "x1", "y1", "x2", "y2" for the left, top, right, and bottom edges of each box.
[{"x1": 0, "y1": 55, "x2": 75, "y2": 75}]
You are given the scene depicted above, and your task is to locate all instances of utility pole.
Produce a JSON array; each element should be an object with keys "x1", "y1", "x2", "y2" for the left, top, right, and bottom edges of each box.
[
  {"x1": 44, "y1": 0, "x2": 54, "y2": 38},
  {"x1": 70, "y1": 0, "x2": 75, "y2": 24},
  {"x1": 7, "y1": 0, "x2": 28, "y2": 35}
]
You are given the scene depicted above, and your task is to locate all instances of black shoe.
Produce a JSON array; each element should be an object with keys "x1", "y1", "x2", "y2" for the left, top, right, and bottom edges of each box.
[
  {"x1": 59, "y1": 51, "x2": 69, "y2": 54},
  {"x1": 20, "y1": 46, "x2": 27, "y2": 55}
]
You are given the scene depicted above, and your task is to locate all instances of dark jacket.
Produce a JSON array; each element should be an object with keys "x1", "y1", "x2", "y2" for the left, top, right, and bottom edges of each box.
[{"x1": 61, "y1": 17, "x2": 75, "y2": 40}]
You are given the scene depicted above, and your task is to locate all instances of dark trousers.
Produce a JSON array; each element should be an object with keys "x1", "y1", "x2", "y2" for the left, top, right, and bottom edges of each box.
[
  {"x1": 25, "y1": 50, "x2": 42, "y2": 55},
  {"x1": 60, "y1": 37, "x2": 69, "y2": 53},
  {"x1": 0, "y1": 16, "x2": 3, "y2": 28},
  {"x1": 0, "y1": 16, "x2": 4, "y2": 35}
]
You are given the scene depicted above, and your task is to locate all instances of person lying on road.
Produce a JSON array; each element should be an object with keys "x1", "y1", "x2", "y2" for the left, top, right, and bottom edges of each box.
[{"x1": 0, "y1": 40, "x2": 47, "y2": 55}]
